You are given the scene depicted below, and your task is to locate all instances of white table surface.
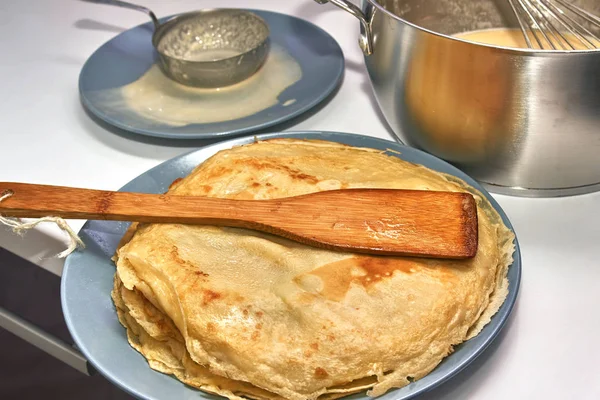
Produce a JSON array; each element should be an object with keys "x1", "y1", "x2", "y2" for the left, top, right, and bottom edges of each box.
[{"x1": 1, "y1": 0, "x2": 599, "y2": 399}]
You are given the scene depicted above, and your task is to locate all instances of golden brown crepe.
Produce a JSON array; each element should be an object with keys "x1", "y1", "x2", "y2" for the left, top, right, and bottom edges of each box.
[{"x1": 112, "y1": 139, "x2": 514, "y2": 400}]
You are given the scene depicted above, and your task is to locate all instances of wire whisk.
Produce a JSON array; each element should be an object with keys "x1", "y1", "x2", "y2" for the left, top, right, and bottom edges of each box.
[{"x1": 507, "y1": 0, "x2": 600, "y2": 49}]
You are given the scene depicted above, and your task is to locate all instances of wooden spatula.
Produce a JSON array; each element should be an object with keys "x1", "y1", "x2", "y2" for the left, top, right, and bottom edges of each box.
[{"x1": 0, "y1": 182, "x2": 478, "y2": 259}]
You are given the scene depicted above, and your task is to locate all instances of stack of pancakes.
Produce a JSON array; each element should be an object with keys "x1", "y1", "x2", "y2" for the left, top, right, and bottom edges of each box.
[{"x1": 112, "y1": 139, "x2": 514, "y2": 400}]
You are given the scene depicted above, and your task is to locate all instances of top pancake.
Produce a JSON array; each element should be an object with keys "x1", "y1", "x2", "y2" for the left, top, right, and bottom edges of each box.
[{"x1": 114, "y1": 139, "x2": 514, "y2": 400}]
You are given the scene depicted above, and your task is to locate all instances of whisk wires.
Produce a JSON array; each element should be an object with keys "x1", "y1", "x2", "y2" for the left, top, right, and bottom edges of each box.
[{"x1": 508, "y1": 0, "x2": 600, "y2": 49}]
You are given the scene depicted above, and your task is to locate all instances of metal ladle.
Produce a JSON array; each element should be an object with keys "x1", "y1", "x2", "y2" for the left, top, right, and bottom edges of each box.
[{"x1": 83, "y1": 0, "x2": 271, "y2": 88}]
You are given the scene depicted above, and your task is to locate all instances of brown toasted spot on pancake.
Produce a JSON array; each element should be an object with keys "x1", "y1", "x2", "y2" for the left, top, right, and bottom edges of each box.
[
  {"x1": 206, "y1": 322, "x2": 216, "y2": 333},
  {"x1": 251, "y1": 182, "x2": 261, "y2": 188},
  {"x1": 171, "y1": 246, "x2": 186, "y2": 264},
  {"x1": 201, "y1": 185, "x2": 213, "y2": 193},
  {"x1": 170, "y1": 246, "x2": 203, "y2": 274},
  {"x1": 356, "y1": 257, "x2": 415, "y2": 287},
  {"x1": 168, "y1": 177, "x2": 183, "y2": 190},
  {"x1": 293, "y1": 172, "x2": 319, "y2": 183},
  {"x1": 298, "y1": 257, "x2": 421, "y2": 301},
  {"x1": 255, "y1": 311, "x2": 264, "y2": 318},
  {"x1": 314, "y1": 367, "x2": 328, "y2": 379},
  {"x1": 204, "y1": 166, "x2": 233, "y2": 179},
  {"x1": 194, "y1": 271, "x2": 209, "y2": 277},
  {"x1": 238, "y1": 159, "x2": 320, "y2": 184},
  {"x1": 252, "y1": 323, "x2": 263, "y2": 341},
  {"x1": 310, "y1": 343, "x2": 319, "y2": 350},
  {"x1": 266, "y1": 182, "x2": 273, "y2": 187},
  {"x1": 202, "y1": 290, "x2": 221, "y2": 305},
  {"x1": 189, "y1": 275, "x2": 205, "y2": 290}
]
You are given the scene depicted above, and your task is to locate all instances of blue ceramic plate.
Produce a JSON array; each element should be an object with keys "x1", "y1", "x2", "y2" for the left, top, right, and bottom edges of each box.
[
  {"x1": 62, "y1": 131, "x2": 521, "y2": 400},
  {"x1": 79, "y1": 10, "x2": 344, "y2": 139}
]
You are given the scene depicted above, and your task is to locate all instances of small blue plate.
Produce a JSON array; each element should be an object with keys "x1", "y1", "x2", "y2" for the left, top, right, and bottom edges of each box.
[
  {"x1": 62, "y1": 131, "x2": 521, "y2": 400},
  {"x1": 79, "y1": 10, "x2": 344, "y2": 139}
]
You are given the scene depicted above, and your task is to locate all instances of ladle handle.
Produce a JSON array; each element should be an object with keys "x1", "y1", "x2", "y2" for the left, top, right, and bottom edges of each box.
[{"x1": 81, "y1": 0, "x2": 160, "y2": 30}]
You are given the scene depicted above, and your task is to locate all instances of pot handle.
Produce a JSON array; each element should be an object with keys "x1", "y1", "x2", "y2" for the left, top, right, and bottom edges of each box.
[{"x1": 314, "y1": 0, "x2": 373, "y2": 55}]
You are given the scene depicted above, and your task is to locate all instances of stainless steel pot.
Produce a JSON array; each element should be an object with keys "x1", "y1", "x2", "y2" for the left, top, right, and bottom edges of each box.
[{"x1": 316, "y1": 0, "x2": 600, "y2": 197}]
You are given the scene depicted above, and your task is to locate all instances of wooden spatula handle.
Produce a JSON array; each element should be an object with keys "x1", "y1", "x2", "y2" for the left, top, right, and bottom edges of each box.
[{"x1": 0, "y1": 182, "x2": 270, "y2": 223}]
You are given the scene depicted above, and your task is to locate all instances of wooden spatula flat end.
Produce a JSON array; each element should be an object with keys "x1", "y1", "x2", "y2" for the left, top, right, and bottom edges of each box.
[{"x1": 457, "y1": 192, "x2": 479, "y2": 258}]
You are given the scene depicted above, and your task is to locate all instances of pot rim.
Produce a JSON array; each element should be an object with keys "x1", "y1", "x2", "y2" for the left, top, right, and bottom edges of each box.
[{"x1": 366, "y1": 0, "x2": 600, "y2": 55}]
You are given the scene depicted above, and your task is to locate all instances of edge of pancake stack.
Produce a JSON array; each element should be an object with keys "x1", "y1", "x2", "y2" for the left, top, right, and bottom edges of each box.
[{"x1": 112, "y1": 139, "x2": 515, "y2": 400}]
